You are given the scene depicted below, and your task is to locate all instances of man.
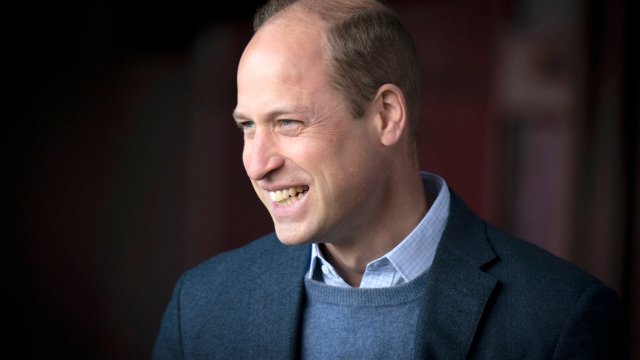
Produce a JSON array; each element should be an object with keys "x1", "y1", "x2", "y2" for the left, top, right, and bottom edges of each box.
[{"x1": 153, "y1": 0, "x2": 624, "y2": 358}]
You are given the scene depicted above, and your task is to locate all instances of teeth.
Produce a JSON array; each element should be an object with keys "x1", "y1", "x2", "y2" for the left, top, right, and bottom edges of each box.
[{"x1": 268, "y1": 186, "x2": 308, "y2": 204}]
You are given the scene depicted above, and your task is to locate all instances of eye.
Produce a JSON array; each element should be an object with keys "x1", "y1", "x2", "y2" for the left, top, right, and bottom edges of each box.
[
  {"x1": 279, "y1": 119, "x2": 300, "y2": 127},
  {"x1": 236, "y1": 121, "x2": 256, "y2": 137},
  {"x1": 278, "y1": 119, "x2": 303, "y2": 134},
  {"x1": 238, "y1": 120, "x2": 255, "y2": 129}
]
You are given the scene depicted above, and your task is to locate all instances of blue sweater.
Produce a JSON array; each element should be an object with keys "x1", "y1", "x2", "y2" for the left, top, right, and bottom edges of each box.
[{"x1": 302, "y1": 269, "x2": 430, "y2": 359}]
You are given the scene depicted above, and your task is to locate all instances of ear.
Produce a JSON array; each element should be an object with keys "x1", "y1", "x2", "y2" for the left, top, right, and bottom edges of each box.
[{"x1": 371, "y1": 84, "x2": 408, "y2": 147}]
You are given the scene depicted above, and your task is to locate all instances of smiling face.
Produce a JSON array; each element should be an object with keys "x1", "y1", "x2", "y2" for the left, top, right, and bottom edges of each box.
[{"x1": 234, "y1": 6, "x2": 388, "y2": 246}]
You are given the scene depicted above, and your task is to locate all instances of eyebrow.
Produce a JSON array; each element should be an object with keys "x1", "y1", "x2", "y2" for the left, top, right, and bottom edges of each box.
[
  {"x1": 232, "y1": 107, "x2": 309, "y2": 123},
  {"x1": 232, "y1": 109, "x2": 250, "y2": 122}
]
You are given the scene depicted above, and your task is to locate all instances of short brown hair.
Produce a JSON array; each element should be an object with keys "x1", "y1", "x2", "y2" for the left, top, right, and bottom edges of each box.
[{"x1": 253, "y1": 0, "x2": 421, "y2": 142}]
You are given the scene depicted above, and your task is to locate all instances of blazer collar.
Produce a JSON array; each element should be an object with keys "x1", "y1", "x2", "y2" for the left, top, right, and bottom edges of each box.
[{"x1": 414, "y1": 190, "x2": 498, "y2": 359}]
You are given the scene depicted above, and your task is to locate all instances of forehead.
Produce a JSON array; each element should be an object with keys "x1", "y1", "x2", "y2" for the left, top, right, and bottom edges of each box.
[
  {"x1": 236, "y1": 8, "x2": 337, "y2": 118},
  {"x1": 241, "y1": 8, "x2": 326, "y2": 80}
]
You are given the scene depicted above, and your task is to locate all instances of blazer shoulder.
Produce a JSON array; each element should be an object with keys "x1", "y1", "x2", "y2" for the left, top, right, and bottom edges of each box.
[
  {"x1": 443, "y1": 191, "x2": 611, "y2": 297},
  {"x1": 182, "y1": 233, "x2": 308, "y2": 288},
  {"x1": 484, "y1": 223, "x2": 610, "y2": 296},
  {"x1": 485, "y1": 225, "x2": 626, "y2": 357}
]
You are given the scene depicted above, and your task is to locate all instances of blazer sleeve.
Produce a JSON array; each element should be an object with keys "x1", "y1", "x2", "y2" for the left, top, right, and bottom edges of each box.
[
  {"x1": 552, "y1": 283, "x2": 627, "y2": 359},
  {"x1": 153, "y1": 276, "x2": 186, "y2": 360}
]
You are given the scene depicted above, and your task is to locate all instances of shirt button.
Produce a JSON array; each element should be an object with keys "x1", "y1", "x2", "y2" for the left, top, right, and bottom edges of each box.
[{"x1": 321, "y1": 264, "x2": 330, "y2": 274}]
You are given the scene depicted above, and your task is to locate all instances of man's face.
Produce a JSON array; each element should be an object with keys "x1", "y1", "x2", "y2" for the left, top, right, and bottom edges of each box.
[{"x1": 234, "y1": 10, "x2": 384, "y2": 246}]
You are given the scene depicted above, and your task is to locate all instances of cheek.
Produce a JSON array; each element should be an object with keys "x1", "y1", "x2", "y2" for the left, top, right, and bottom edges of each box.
[{"x1": 284, "y1": 138, "x2": 325, "y2": 164}]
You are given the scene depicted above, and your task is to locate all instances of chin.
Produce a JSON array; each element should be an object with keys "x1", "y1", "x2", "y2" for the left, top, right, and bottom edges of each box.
[{"x1": 274, "y1": 226, "x2": 312, "y2": 246}]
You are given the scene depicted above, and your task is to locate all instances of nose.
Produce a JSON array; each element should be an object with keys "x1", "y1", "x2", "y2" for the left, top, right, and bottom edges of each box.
[{"x1": 243, "y1": 129, "x2": 285, "y2": 181}]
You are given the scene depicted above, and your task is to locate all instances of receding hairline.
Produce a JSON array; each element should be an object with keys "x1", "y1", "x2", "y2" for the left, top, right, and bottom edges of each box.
[
  {"x1": 254, "y1": 1, "x2": 320, "y2": 33},
  {"x1": 254, "y1": 0, "x2": 388, "y2": 31}
]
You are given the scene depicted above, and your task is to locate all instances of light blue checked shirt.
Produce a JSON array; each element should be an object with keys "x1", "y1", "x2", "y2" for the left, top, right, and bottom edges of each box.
[{"x1": 307, "y1": 172, "x2": 450, "y2": 288}]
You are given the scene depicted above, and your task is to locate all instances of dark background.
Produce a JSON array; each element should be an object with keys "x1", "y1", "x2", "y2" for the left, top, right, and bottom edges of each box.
[{"x1": 9, "y1": 0, "x2": 637, "y2": 358}]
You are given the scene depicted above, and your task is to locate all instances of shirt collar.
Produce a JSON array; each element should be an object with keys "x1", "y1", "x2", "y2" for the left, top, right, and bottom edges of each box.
[{"x1": 307, "y1": 171, "x2": 450, "y2": 288}]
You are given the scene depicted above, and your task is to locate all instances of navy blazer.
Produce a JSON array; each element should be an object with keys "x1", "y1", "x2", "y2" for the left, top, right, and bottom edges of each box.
[{"x1": 153, "y1": 192, "x2": 624, "y2": 359}]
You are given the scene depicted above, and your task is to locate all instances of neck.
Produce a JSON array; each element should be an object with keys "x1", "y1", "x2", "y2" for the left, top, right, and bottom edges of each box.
[{"x1": 321, "y1": 171, "x2": 428, "y2": 287}]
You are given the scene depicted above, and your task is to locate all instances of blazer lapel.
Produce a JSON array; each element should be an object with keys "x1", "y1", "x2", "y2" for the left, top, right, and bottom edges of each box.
[{"x1": 414, "y1": 191, "x2": 498, "y2": 359}]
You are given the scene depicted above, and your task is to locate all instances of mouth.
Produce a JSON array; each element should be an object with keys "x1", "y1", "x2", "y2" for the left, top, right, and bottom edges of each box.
[{"x1": 268, "y1": 186, "x2": 309, "y2": 206}]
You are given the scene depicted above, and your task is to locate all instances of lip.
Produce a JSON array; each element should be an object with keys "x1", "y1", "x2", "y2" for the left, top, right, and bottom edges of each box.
[{"x1": 261, "y1": 184, "x2": 308, "y2": 192}]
